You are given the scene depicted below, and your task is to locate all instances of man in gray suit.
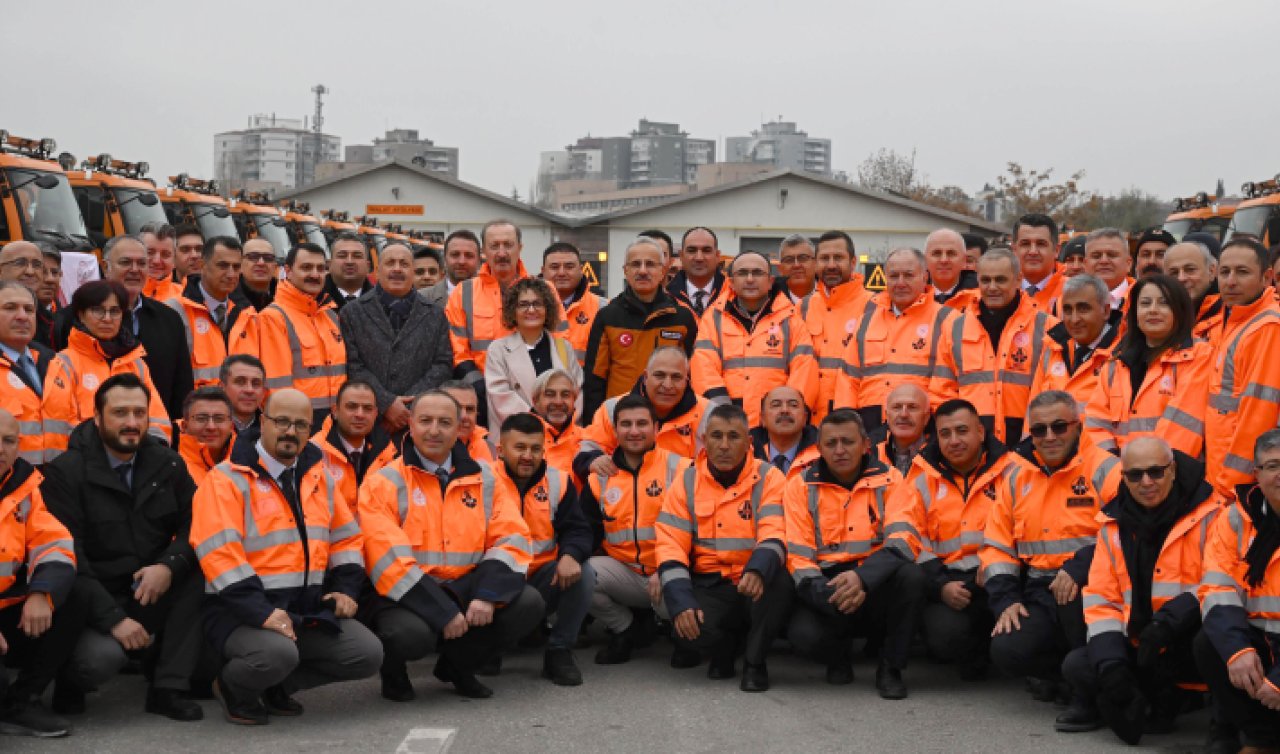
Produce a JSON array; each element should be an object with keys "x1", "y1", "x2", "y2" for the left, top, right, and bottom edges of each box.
[
  {"x1": 341, "y1": 243, "x2": 453, "y2": 434},
  {"x1": 420, "y1": 229, "x2": 482, "y2": 308}
]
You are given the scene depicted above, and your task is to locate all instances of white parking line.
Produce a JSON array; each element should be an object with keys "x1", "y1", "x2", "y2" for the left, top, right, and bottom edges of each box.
[{"x1": 396, "y1": 727, "x2": 458, "y2": 754}]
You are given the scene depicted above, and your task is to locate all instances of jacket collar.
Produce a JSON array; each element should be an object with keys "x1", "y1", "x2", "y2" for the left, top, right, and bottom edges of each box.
[
  {"x1": 803, "y1": 453, "x2": 893, "y2": 490},
  {"x1": 229, "y1": 428, "x2": 323, "y2": 481},
  {"x1": 918, "y1": 432, "x2": 1008, "y2": 482},
  {"x1": 632, "y1": 377, "x2": 698, "y2": 422},
  {"x1": 0, "y1": 457, "x2": 38, "y2": 499},
  {"x1": 1224, "y1": 287, "x2": 1279, "y2": 325},
  {"x1": 750, "y1": 424, "x2": 818, "y2": 459},
  {"x1": 273, "y1": 279, "x2": 331, "y2": 314},
  {"x1": 319, "y1": 414, "x2": 393, "y2": 462},
  {"x1": 401, "y1": 438, "x2": 482, "y2": 481},
  {"x1": 1101, "y1": 450, "x2": 1213, "y2": 524},
  {"x1": 667, "y1": 269, "x2": 725, "y2": 302}
]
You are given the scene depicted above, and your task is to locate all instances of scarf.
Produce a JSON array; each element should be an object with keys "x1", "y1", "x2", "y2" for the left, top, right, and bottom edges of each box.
[
  {"x1": 1244, "y1": 491, "x2": 1280, "y2": 589},
  {"x1": 74, "y1": 318, "x2": 139, "y2": 361},
  {"x1": 977, "y1": 293, "x2": 1020, "y2": 348},
  {"x1": 709, "y1": 457, "x2": 748, "y2": 490},
  {"x1": 377, "y1": 286, "x2": 415, "y2": 332}
]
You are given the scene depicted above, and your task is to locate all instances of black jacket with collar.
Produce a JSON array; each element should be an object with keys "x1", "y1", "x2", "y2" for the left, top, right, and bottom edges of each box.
[
  {"x1": 230, "y1": 276, "x2": 277, "y2": 312},
  {"x1": 322, "y1": 275, "x2": 373, "y2": 310},
  {"x1": 40, "y1": 419, "x2": 197, "y2": 633}
]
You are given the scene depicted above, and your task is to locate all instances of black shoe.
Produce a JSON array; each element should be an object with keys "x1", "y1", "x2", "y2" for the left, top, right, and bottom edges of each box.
[
  {"x1": 594, "y1": 627, "x2": 636, "y2": 665},
  {"x1": 740, "y1": 663, "x2": 769, "y2": 693},
  {"x1": 189, "y1": 676, "x2": 214, "y2": 701},
  {"x1": 380, "y1": 666, "x2": 416, "y2": 702},
  {"x1": 211, "y1": 676, "x2": 267, "y2": 726},
  {"x1": 825, "y1": 663, "x2": 854, "y2": 685},
  {"x1": 707, "y1": 647, "x2": 736, "y2": 680},
  {"x1": 1203, "y1": 718, "x2": 1239, "y2": 754},
  {"x1": 669, "y1": 648, "x2": 701, "y2": 669},
  {"x1": 476, "y1": 655, "x2": 503, "y2": 677},
  {"x1": 50, "y1": 682, "x2": 85, "y2": 716},
  {"x1": 0, "y1": 699, "x2": 70, "y2": 738},
  {"x1": 433, "y1": 658, "x2": 493, "y2": 699},
  {"x1": 1054, "y1": 701, "x2": 1101, "y2": 733},
  {"x1": 145, "y1": 687, "x2": 203, "y2": 722},
  {"x1": 542, "y1": 649, "x2": 584, "y2": 687},
  {"x1": 1053, "y1": 681, "x2": 1072, "y2": 707},
  {"x1": 875, "y1": 662, "x2": 908, "y2": 700},
  {"x1": 262, "y1": 685, "x2": 303, "y2": 716}
]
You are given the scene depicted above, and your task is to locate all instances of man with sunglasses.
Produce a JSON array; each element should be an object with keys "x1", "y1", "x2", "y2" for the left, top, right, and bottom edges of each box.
[
  {"x1": 231, "y1": 238, "x2": 279, "y2": 312},
  {"x1": 982, "y1": 390, "x2": 1122, "y2": 713},
  {"x1": 1060, "y1": 437, "x2": 1224, "y2": 743},
  {"x1": 691, "y1": 251, "x2": 818, "y2": 427}
]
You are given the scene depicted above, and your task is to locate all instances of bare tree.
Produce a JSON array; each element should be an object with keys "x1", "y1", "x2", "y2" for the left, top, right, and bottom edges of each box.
[{"x1": 857, "y1": 148, "x2": 919, "y2": 195}]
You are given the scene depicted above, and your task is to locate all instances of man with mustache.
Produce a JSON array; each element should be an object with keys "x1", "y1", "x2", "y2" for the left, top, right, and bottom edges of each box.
[
  {"x1": 41, "y1": 374, "x2": 204, "y2": 721},
  {"x1": 1133, "y1": 228, "x2": 1175, "y2": 278},
  {"x1": 231, "y1": 242, "x2": 346, "y2": 428},
  {"x1": 870, "y1": 384, "x2": 931, "y2": 475},
  {"x1": 750, "y1": 385, "x2": 818, "y2": 477},
  {"x1": 531, "y1": 369, "x2": 582, "y2": 472},
  {"x1": 340, "y1": 243, "x2": 453, "y2": 433},
  {"x1": 799, "y1": 230, "x2": 871, "y2": 423},
  {"x1": 310, "y1": 380, "x2": 398, "y2": 507}
]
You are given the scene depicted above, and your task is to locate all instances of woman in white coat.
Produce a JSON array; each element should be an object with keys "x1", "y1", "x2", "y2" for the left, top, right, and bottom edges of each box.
[{"x1": 485, "y1": 277, "x2": 583, "y2": 429}]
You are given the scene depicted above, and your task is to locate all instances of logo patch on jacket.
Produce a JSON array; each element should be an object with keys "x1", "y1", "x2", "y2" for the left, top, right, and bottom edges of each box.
[
  {"x1": 576, "y1": 312, "x2": 589, "y2": 325},
  {"x1": 660, "y1": 330, "x2": 682, "y2": 340},
  {"x1": 737, "y1": 499, "x2": 753, "y2": 520},
  {"x1": 676, "y1": 424, "x2": 692, "y2": 436},
  {"x1": 983, "y1": 483, "x2": 997, "y2": 500},
  {"x1": 646, "y1": 480, "x2": 663, "y2": 497},
  {"x1": 766, "y1": 333, "x2": 781, "y2": 349},
  {"x1": 1067, "y1": 476, "x2": 1093, "y2": 507},
  {"x1": 1009, "y1": 348, "x2": 1028, "y2": 368},
  {"x1": 911, "y1": 337, "x2": 926, "y2": 351},
  {"x1": 534, "y1": 486, "x2": 548, "y2": 502},
  {"x1": 461, "y1": 491, "x2": 478, "y2": 508},
  {"x1": 618, "y1": 333, "x2": 634, "y2": 347}
]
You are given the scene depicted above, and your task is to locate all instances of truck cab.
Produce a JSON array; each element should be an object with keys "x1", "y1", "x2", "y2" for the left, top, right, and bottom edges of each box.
[
  {"x1": 158, "y1": 174, "x2": 238, "y2": 241},
  {"x1": 319, "y1": 209, "x2": 357, "y2": 246},
  {"x1": 278, "y1": 200, "x2": 329, "y2": 254},
  {"x1": 67, "y1": 154, "x2": 167, "y2": 255},
  {"x1": 226, "y1": 190, "x2": 294, "y2": 257},
  {"x1": 1226, "y1": 177, "x2": 1280, "y2": 247},
  {"x1": 1163, "y1": 192, "x2": 1236, "y2": 241},
  {"x1": 0, "y1": 130, "x2": 92, "y2": 253}
]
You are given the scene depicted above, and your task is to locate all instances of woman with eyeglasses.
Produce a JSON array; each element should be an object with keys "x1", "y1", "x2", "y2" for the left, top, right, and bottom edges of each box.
[
  {"x1": 1083, "y1": 274, "x2": 1212, "y2": 458},
  {"x1": 485, "y1": 278, "x2": 583, "y2": 429},
  {"x1": 40, "y1": 280, "x2": 172, "y2": 461}
]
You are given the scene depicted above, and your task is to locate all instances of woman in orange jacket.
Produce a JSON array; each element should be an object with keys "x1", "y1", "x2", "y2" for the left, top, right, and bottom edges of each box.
[
  {"x1": 41, "y1": 281, "x2": 171, "y2": 461},
  {"x1": 1084, "y1": 275, "x2": 1211, "y2": 459}
]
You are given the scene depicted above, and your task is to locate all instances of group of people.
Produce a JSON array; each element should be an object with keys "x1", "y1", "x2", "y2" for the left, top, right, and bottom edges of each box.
[{"x1": 0, "y1": 212, "x2": 1277, "y2": 753}]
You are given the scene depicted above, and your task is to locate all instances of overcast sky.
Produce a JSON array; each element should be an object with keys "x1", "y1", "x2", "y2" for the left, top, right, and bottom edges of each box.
[{"x1": 6, "y1": 0, "x2": 1275, "y2": 203}]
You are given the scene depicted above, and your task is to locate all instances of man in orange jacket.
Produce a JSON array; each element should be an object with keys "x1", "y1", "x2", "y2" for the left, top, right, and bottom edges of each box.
[
  {"x1": 925, "y1": 229, "x2": 979, "y2": 310},
  {"x1": 691, "y1": 252, "x2": 819, "y2": 427},
  {"x1": 1083, "y1": 229, "x2": 1135, "y2": 313},
  {"x1": 230, "y1": 242, "x2": 346, "y2": 428},
  {"x1": 750, "y1": 386, "x2": 819, "y2": 478},
  {"x1": 834, "y1": 248, "x2": 957, "y2": 430},
  {"x1": 883, "y1": 399, "x2": 1011, "y2": 681},
  {"x1": 1163, "y1": 240, "x2": 1222, "y2": 340},
  {"x1": 191, "y1": 389, "x2": 381, "y2": 725},
  {"x1": 0, "y1": 409, "x2": 85, "y2": 738},
  {"x1": 1206, "y1": 236, "x2": 1280, "y2": 496},
  {"x1": 930, "y1": 248, "x2": 1058, "y2": 444},
  {"x1": 1032, "y1": 275, "x2": 1121, "y2": 409},
  {"x1": 530, "y1": 369, "x2": 582, "y2": 474},
  {"x1": 356, "y1": 390, "x2": 541, "y2": 703},
  {"x1": 177, "y1": 386, "x2": 236, "y2": 486},
  {"x1": 655, "y1": 404, "x2": 791, "y2": 692},
  {"x1": 162, "y1": 235, "x2": 246, "y2": 388},
  {"x1": 0, "y1": 282, "x2": 52, "y2": 467},
  {"x1": 1012, "y1": 214, "x2": 1064, "y2": 312},
  {"x1": 1060, "y1": 438, "x2": 1222, "y2": 743},
  {"x1": 440, "y1": 380, "x2": 493, "y2": 464},
  {"x1": 1196, "y1": 429, "x2": 1280, "y2": 752},
  {"x1": 541, "y1": 242, "x2": 601, "y2": 367},
  {"x1": 798, "y1": 230, "x2": 871, "y2": 421},
  {"x1": 582, "y1": 395, "x2": 683, "y2": 665},
  {"x1": 870, "y1": 384, "x2": 932, "y2": 476},
  {"x1": 310, "y1": 380, "x2": 398, "y2": 507},
  {"x1": 982, "y1": 391, "x2": 1122, "y2": 709},
  {"x1": 785, "y1": 409, "x2": 921, "y2": 699}
]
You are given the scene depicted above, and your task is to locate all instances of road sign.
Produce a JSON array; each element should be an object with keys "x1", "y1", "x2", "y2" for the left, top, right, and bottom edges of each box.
[
  {"x1": 864, "y1": 262, "x2": 886, "y2": 291},
  {"x1": 366, "y1": 204, "x2": 424, "y2": 216}
]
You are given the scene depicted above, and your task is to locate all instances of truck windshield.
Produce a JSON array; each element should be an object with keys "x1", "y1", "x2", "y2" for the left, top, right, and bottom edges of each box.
[
  {"x1": 7, "y1": 168, "x2": 89, "y2": 244},
  {"x1": 299, "y1": 221, "x2": 329, "y2": 252},
  {"x1": 1162, "y1": 219, "x2": 1194, "y2": 240},
  {"x1": 1228, "y1": 205, "x2": 1271, "y2": 240},
  {"x1": 192, "y1": 203, "x2": 238, "y2": 240},
  {"x1": 252, "y1": 214, "x2": 293, "y2": 257},
  {"x1": 113, "y1": 188, "x2": 168, "y2": 233}
]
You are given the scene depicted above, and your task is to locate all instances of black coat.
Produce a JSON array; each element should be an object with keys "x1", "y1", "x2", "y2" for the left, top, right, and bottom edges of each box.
[
  {"x1": 323, "y1": 275, "x2": 373, "y2": 310},
  {"x1": 53, "y1": 296, "x2": 195, "y2": 420},
  {"x1": 41, "y1": 420, "x2": 197, "y2": 633},
  {"x1": 338, "y1": 287, "x2": 453, "y2": 414}
]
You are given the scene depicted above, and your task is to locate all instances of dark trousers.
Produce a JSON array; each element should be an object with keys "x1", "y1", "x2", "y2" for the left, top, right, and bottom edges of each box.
[
  {"x1": 989, "y1": 595, "x2": 1086, "y2": 680},
  {"x1": 1062, "y1": 637, "x2": 1200, "y2": 713},
  {"x1": 922, "y1": 581, "x2": 993, "y2": 666},
  {"x1": 1194, "y1": 628, "x2": 1280, "y2": 748},
  {"x1": 0, "y1": 582, "x2": 89, "y2": 705},
  {"x1": 69, "y1": 570, "x2": 204, "y2": 691},
  {"x1": 528, "y1": 560, "x2": 596, "y2": 651},
  {"x1": 220, "y1": 618, "x2": 382, "y2": 698},
  {"x1": 672, "y1": 570, "x2": 793, "y2": 666},
  {"x1": 372, "y1": 585, "x2": 544, "y2": 674},
  {"x1": 789, "y1": 562, "x2": 925, "y2": 669}
]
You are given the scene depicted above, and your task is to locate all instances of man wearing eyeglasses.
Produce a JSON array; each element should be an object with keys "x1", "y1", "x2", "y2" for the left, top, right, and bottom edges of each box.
[
  {"x1": 191, "y1": 388, "x2": 381, "y2": 725},
  {"x1": 691, "y1": 251, "x2": 819, "y2": 428},
  {"x1": 982, "y1": 390, "x2": 1122, "y2": 713},
  {"x1": 176, "y1": 386, "x2": 236, "y2": 486},
  {"x1": 798, "y1": 231, "x2": 871, "y2": 423},
  {"x1": 0, "y1": 281, "x2": 53, "y2": 466},
  {"x1": 1056, "y1": 437, "x2": 1224, "y2": 743},
  {"x1": 0, "y1": 241, "x2": 56, "y2": 347},
  {"x1": 231, "y1": 238, "x2": 278, "y2": 312},
  {"x1": 775, "y1": 235, "x2": 817, "y2": 304},
  {"x1": 581, "y1": 238, "x2": 698, "y2": 422}
]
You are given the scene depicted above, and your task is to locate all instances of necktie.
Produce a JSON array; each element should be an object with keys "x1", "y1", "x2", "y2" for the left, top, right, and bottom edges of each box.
[
  {"x1": 349, "y1": 450, "x2": 363, "y2": 479},
  {"x1": 278, "y1": 468, "x2": 300, "y2": 513},
  {"x1": 772, "y1": 453, "x2": 790, "y2": 474},
  {"x1": 16, "y1": 352, "x2": 40, "y2": 397},
  {"x1": 693, "y1": 291, "x2": 707, "y2": 316},
  {"x1": 212, "y1": 303, "x2": 226, "y2": 327},
  {"x1": 434, "y1": 466, "x2": 449, "y2": 494},
  {"x1": 1026, "y1": 284, "x2": 1039, "y2": 297},
  {"x1": 116, "y1": 462, "x2": 132, "y2": 490}
]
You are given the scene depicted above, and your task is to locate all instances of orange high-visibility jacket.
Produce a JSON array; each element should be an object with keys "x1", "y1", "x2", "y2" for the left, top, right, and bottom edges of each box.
[
  {"x1": 466, "y1": 428, "x2": 494, "y2": 464},
  {"x1": 446, "y1": 260, "x2": 559, "y2": 375},
  {"x1": 230, "y1": 280, "x2": 346, "y2": 420},
  {"x1": 190, "y1": 441, "x2": 365, "y2": 650},
  {"x1": 929, "y1": 294, "x2": 1057, "y2": 444},
  {"x1": 0, "y1": 344, "x2": 52, "y2": 466},
  {"x1": 833, "y1": 291, "x2": 956, "y2": 422},
  {"x1": 1083, "y1": 339, "x2": 1213, "y2": 458},
  {"x1": 799, "y1": 276, "x2": 872, "y2": 422},
  {"x1": 492, "y1": 463, "x2": 579, "y2": 574},
  {"x1": 177, "y1": 425, "x2": 234, "y2": 487},
  {"x1": 784, "y1": 455, "x2": 902, "y2": 584},
  {"x1": 1194, "y1": 295, "x2": 1224, "y2": 342},
  {"x1": 161, "y1": 277, "x2": 242, "y2": 388},
  {"x1": 41, "y1": 329, "x2": 171, "y2": 461},
  {"x1": 655, "y1": 457, "x2": 786, "y2": 617},
  {"x1": 1084, "y1": 468, "x2": 1221, "y2": 670},
  {"x1": 1030, "y1": 318, "x2": 1122, "y2": 413},
  {"x1": 535, "y1": 414, "x2": 583, "y2": 479},
  {"x1": 576, "y1": 387, "x2": 710, "y2": 480},
  {"x1": 691, "y1": 291, "x2": 819, "y2": 426},
  {"x1": 358, "y1": 448, "x2": 532, "y2": 626},
  {"x1": 936, "y1": 286, "x2": 980, "y2": 312},
  {"x1": 310, "y1": 415, "x2": 398, "y2": 510},
  {"x1": 143, "y1": 276, "x2": 183, "y2": 303},
  {"x1": 562, "y1": 284, "x2": 604, "y2": 368},
  {"x1": 586, "y1": 448, "x2": 685, "y2": 575},
  {"x1": 1197, "y1": 485, "x2": 1280, "y2": 689},
  {"x1": 883, "y1": 438, "x2": 1013, "y2": 572},
  {"x1": 1205, "y1": 291, "x2": 1280, "y2": 496},
  {"x1": 1026, "y1": 272, "x2": 1065, "y2": 313},
  {"x1": 980, "y1": 442, "x2": 1122, "y2": 616},
  {"x1": 0, "y1": 461, "x2": 75, "y2": 611}
]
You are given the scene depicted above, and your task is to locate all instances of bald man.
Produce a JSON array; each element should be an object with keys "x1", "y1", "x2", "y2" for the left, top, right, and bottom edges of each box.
[
  {"x1": 0, "y1": 241, "x2": 55, "y2": 346},
  {"x1": 231, "y1": 238, "x2": 279, "y2": 312},
  {"x1": 872, "y1": 384, "x2": 931, "y2": 475},
  {"x1": 751, "y1": 386, "x2": 818, "y2": 477},
  {"x1": 1162, "y1": 242, "x2": 1221, "y2": 339},
  {"x1": 192, "y1": 388, "x2": 380, "y2": 725},
  {"x1": 925, "y1": 230, "x2": 978, "y2": 310}
]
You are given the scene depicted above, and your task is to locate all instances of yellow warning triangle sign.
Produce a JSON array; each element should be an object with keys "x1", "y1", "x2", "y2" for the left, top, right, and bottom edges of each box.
[
  {"x1": 582, "y1": 260, "x2": 601, "y2": 288},
  {"x1": 865, "y1": 263, "x2": 887, "y2": 291}
]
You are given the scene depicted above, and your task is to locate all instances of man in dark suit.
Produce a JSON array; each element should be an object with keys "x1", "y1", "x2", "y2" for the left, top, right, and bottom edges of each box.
[
  {"x1": 323, "y1": 232, "x2": 373, "y2": 309},
  {"x1": 53, "y1": 235, "x2": 194, "y2": 419},
  {"x1": 340, "y1": 243, "x2": 453, "y2": 435},
  {"x1": 419, "y1": 229, "x2": 481, "y2": 309}
]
